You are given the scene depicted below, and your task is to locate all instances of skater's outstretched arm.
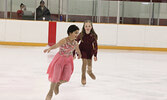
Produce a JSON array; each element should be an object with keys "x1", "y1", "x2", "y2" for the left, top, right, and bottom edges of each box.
[{"x1": 44, "y1": 38, "x2": 66, "y2": 53}]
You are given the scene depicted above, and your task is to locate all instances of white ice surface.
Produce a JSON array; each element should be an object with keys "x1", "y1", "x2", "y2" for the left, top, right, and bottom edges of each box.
[{"x1": 0, "y1": 45, "x2": 167, "y2": 100}]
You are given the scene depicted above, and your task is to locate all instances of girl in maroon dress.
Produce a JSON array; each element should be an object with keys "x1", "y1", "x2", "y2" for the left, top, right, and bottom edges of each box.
[{"x1": 76, "y1": 20, "x2": 98, "y2": 85}]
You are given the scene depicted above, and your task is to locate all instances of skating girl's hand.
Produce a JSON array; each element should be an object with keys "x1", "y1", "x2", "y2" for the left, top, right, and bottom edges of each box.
[
  {"x1": 43, "y1": 48, "x2": 51, "y2": 53},
  {"x1": 78, "y1": 54, "x2": 81, "y2": 59},
  {"x1": 73, "y1": 55, "x2": 76, "y2": 60},
  {"x1": 94, "y1": 57, "x2": 97, "y2": 61}
]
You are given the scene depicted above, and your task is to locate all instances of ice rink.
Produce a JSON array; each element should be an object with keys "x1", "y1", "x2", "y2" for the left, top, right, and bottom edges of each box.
[{"x1": 0, "y1": 45, "x2": 167, "y2": 100}]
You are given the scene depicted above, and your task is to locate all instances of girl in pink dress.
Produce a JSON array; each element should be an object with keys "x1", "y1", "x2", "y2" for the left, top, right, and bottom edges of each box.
[{"x1": 44, "y1": 25, "x2": 81, "y2": 100}]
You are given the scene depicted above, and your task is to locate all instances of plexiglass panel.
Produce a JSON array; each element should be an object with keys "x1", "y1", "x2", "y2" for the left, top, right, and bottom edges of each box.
[
  {"x1": 67, "y1": 0, "x2": 93, "y2": 22},
  {"x1": 11, "y1": 0, "x2": 36, "y2": 20},
  {"x1": 100, "y1": 1, "x2": 118, "y2": 23},
  {"x1": 0, "y1": 0, "x2": 5, "y2": 18},
  {"x1": 120, "y1": 1, "x2": 151, "y2": 25}
]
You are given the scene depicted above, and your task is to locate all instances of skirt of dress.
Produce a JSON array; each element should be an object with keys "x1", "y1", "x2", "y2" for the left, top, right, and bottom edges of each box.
[
  {"x1": 47, "y1": 52, "x2": 74, "y2": 83},
  {"x1": 80, "y1": 50, "x2": 93, "y2": 59}
]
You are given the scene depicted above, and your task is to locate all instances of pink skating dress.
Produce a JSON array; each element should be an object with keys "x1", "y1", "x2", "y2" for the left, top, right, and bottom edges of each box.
[{"x1": 47, "y1": 39, "x2": 77, "y2": 83}]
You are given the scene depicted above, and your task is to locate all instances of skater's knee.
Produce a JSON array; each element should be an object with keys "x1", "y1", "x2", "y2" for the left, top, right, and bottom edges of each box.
[{"x1": 87, "y1": 60, "x2": 92, "y2": 66}]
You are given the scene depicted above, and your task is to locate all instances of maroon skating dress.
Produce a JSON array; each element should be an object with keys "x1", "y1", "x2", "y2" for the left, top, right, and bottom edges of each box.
[{"x1": 76, "y1": 33, "x2": 98, "y2": 59}]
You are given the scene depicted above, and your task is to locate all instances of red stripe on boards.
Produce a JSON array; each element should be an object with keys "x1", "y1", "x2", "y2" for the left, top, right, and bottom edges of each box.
[{"x1": 48, "y1": 22, "x2": 57, "y2": 46}]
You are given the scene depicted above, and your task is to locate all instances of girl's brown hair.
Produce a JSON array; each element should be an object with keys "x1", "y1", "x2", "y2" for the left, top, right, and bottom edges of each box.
[{"x1": 80, "y1": 20, "x2": 98, "y2": 41}]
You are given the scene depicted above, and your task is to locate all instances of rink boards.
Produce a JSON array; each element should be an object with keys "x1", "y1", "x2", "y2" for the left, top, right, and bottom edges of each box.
[{"x1": 0, "y1": 19, "x2": 167, "y2": 51}]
